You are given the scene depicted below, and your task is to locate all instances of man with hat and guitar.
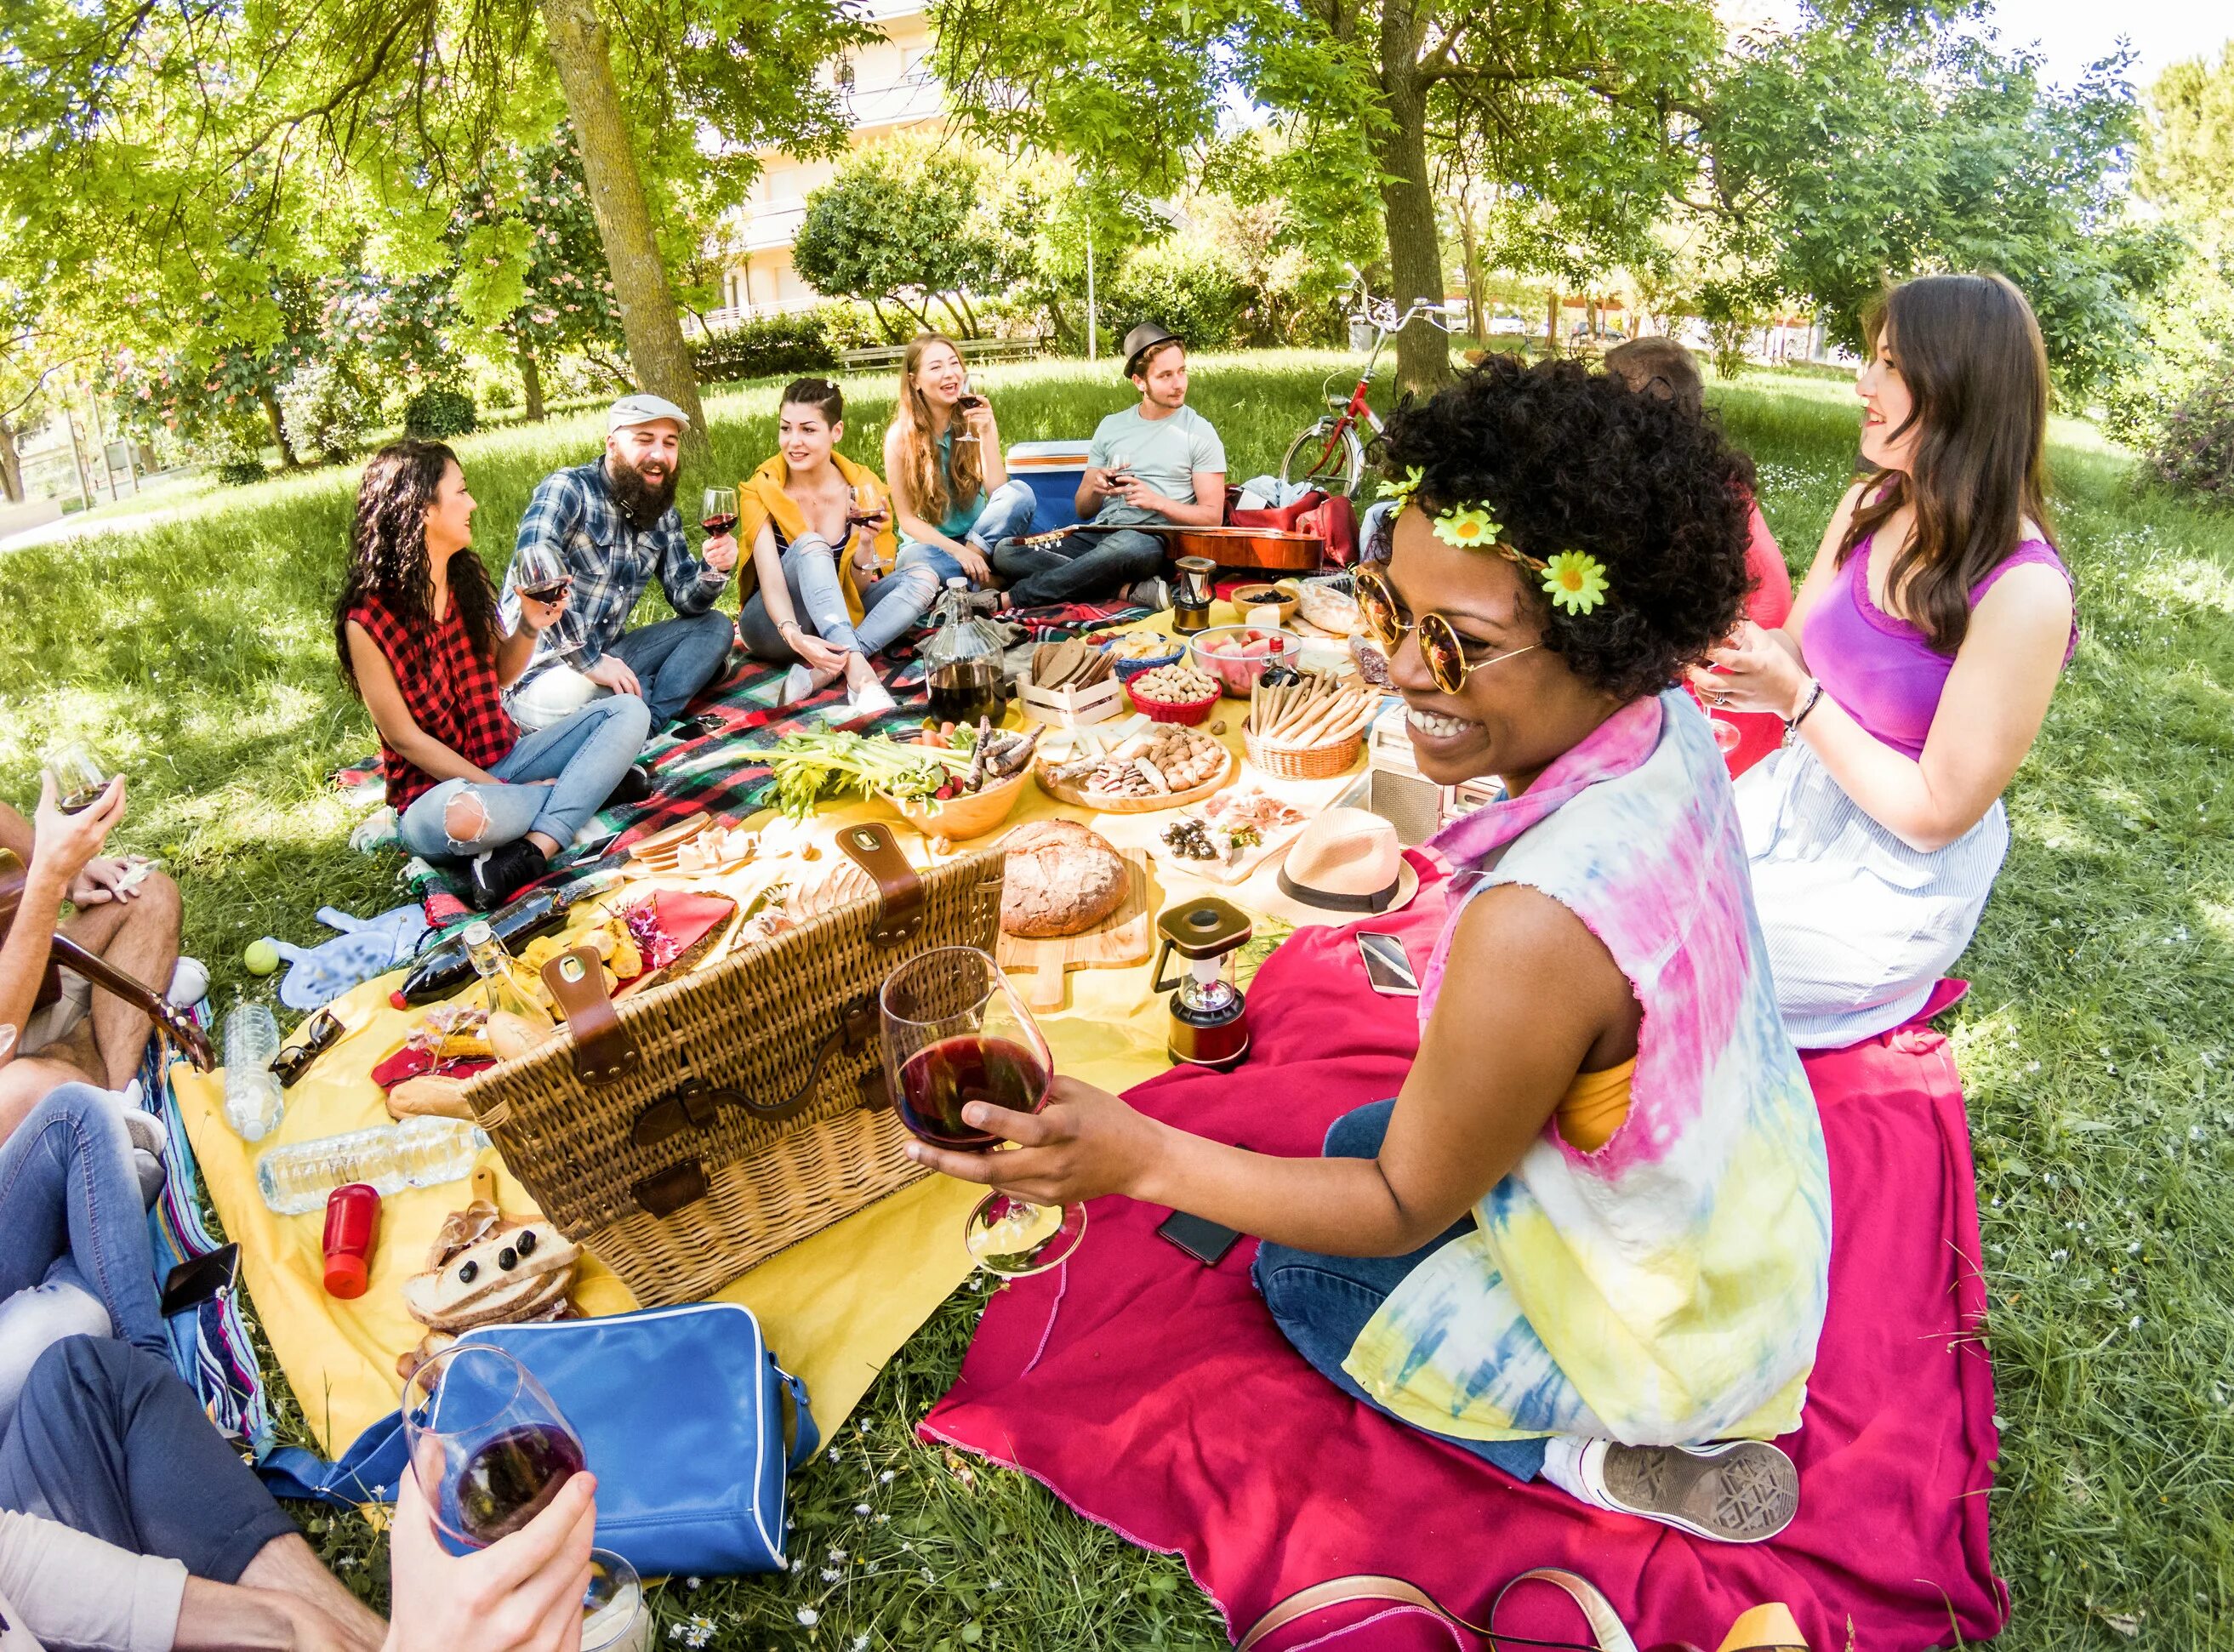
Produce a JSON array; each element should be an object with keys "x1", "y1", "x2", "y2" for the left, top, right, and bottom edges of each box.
[{"x1": 991, "y1": 322, "x2": 1228, "y2": 609}]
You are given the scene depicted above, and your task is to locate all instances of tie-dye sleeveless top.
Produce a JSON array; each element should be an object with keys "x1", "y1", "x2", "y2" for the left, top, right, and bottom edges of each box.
[{"x1": 1344, "y1": 691, "x2": 1832, "y2": 1445}]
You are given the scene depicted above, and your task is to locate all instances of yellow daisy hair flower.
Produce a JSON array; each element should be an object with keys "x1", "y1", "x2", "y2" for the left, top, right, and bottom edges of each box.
[
  {"x1": 1542, "y1": 550, "x2": 1610, "y2": 614},
  {"x1": 1376, "y1": 465, "x2": 1425, "y2": 507},
  {"x1": 1431, "y1": 504, "x2": 1502, "y2": 550}
]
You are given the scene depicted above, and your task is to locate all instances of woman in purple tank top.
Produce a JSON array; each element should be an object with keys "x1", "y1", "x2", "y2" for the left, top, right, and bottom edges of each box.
[{"x1": 1688, "y1": 273, "x2": 2077, "y2": 1047}]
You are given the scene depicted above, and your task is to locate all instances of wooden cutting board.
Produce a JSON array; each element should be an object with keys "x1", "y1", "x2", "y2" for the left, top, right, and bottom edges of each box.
[{"x1": 995, "y1": 850, "x2": 1154, "y2": 1011}]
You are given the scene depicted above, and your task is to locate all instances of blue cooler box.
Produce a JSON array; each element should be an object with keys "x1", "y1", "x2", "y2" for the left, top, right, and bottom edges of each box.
[{"x1": 1006, "y1": 440, "x2": 1091, "y2": 533}]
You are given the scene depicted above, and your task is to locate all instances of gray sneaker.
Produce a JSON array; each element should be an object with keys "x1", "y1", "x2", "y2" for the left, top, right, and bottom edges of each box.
[
  {"x1": 1128, "y1": 577, "x2": 1174, "y2": 612},
  {"x1": 1588, "y1": 1439, "x2": 1799, "y2": 1543}
]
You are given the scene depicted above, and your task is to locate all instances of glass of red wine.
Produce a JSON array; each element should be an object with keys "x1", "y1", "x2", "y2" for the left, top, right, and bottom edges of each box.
[
  {"x1": 402, "y1": 1344, "x2": 585, "y2": 1553},
  {"x1": 43, "y1": 741, "x2": 116, "y2": 815},
  {"x1": 952, "y1": 385, "x2": 986, "y2": 447},
  {"x1": 702, "y1": 486, "x2": 739, "y2": 540},
  {"x1": 513, "y1": 539, "x2": 572, "y2": 608},
  {"x1": 880, "y1": 946, "x2": 1085, "y2": 1277}
]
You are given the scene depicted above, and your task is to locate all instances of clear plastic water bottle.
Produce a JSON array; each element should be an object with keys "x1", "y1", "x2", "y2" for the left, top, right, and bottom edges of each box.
[
  {"x1": 254, "y1": 1117, "x2": 491, "y2": 1216},
  {"x1": 221, "y1": 1002, "x2": 284, "y2": 1142}
]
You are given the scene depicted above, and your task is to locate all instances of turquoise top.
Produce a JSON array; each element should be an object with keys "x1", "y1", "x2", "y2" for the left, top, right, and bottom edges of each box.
[{"x1": 935, "y1": 430, "x2": 983, "y2": 539}]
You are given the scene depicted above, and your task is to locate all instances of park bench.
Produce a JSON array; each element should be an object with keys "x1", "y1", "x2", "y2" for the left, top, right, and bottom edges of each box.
[{"x1": 839, "y1": 335, "x2": 1047, "y2": 372}]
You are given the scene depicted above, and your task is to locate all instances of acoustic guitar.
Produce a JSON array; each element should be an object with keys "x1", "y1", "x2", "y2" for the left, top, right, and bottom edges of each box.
[
  {"x1": 1008, "y1": 521, "x2": 1324, "y2": 573},
  {"x1": 0, "y1": 849, "x2": 214, "y2": 1071}
]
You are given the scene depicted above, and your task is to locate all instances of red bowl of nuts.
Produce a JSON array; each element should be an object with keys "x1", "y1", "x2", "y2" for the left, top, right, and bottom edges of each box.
[{"x1": 1126, "y1": 662, "x2": 1222, "y2": 725}]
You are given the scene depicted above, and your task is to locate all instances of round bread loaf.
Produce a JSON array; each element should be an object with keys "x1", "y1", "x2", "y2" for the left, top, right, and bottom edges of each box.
[{"x1": 1000, "y1": 819, "x2": 1129, "y2": 937}]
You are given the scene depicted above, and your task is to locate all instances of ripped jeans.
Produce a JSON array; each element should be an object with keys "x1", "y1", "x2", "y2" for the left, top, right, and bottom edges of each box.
[{"x1": 398, "y1": 696, "x2": 650, "y2": 861}]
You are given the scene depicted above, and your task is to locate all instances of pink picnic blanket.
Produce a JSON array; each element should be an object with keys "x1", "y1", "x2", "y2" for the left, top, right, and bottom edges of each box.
[{"x1": 924, "y1": 874, "x2": 2006, "y2": 1649}]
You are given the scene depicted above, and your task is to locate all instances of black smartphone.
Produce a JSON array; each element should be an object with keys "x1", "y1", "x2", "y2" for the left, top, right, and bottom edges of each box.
[
  {"x1": 1357, "y1": 931, "x2": 1419, "y2": 996},
  {"x1": 160, "y1": 1243, "x2": 240, "y2": 1317},
  {"x1": 1156, "y1": 1209, "x2": 1242, "y2": 1267}
]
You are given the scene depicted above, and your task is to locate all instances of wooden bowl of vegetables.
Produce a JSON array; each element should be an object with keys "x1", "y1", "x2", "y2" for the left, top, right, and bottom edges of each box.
[{"x1": 882, "y1": 721, "x2": 1040, "y2": 840}]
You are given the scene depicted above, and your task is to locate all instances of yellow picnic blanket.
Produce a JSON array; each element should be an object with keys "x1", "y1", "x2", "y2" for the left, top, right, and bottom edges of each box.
[{"x1": 178, "y1": 606, "x2": 1361, "y2": 1455}]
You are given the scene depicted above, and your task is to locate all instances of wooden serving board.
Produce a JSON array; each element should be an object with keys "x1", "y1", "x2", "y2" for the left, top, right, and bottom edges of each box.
[
  {"x1": 1033, "y1": 744, "x2": 1235, "y2": 814},
  {"x1": 996, "y1": 850, "x2": 1154, "y2": 1010}
]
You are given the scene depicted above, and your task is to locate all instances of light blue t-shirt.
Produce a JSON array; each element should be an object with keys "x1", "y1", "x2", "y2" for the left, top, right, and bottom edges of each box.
[{"x1": 1087, "y1": 405, "x2": 1227, "y2": 527}]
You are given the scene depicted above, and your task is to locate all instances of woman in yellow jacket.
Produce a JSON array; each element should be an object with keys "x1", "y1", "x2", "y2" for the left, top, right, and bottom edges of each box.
[{"x1": 736, "y1": 378, "x2": 938, "y2": 715}]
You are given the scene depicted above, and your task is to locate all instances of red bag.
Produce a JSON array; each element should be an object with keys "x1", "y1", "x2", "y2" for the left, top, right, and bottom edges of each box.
[{"x1": 1231, "y1": 489, "x2": 1327, "y2": 532}]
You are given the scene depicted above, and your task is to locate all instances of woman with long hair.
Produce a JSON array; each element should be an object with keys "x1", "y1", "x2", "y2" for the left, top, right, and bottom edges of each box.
[
  {"x1": 736, "y1": 379, "x2": 937, "y2": 714},
  {"x1": 883, "y1": 334, "x2": 1035, "y2": 590},
  {"x1": 909, "y1": 360, "x2": 1831, "y2": 1544},
  {"x1": 1693, "y1": 273, "x2": 2077, "y2": 1046},
  {"x1": 335, "y1": 441, "x2": 650, "y2": 909}
]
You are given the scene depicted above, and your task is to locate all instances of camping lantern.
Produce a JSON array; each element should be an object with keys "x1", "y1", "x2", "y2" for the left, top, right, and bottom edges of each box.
[{"x1": 1152, "y1": 897, "x2": 1253, "y2": 1070}]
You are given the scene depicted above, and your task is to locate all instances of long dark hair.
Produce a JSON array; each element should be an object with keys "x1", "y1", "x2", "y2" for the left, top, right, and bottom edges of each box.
[
  {"x1": 333, "y1": 441, "x2": 502, "y2": 694},
  {"x1": 1838, "y1": 273, "x2": 2054, "y2": 654}
]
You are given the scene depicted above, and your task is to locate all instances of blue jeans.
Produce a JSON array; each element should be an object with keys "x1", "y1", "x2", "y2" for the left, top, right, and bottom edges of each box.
[
  {"x1": 738, "y1": 533, "x2": 939, "y2": 662},
  {"x1": 0, "y1": 1337, "x2": 296, "y2": 1580},
  {"x1": 399, "y1": 695, "x2": 651, "y2": 859},
  {"x1": 607, "y1": 611, "x2": 736, "y2": 726},
  {"x1": 0, "y1": 1086, "x2": 167, "y2": 1422},
  {"x1": 1252, "y1": 1099, "x2": 1547, "y2": 1480},
  {"x1": 991, "y1": 523, "x2": 1165, "y2": 609},
  {"x1": 896, "y1": 480, "x2": 1038, "y2": 589}
]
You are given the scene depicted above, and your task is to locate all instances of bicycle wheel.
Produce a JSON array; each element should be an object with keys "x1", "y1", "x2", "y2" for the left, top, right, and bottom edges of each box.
[{"x1": 1279, "y1": 418, "x2": 1366, "y2": 498}]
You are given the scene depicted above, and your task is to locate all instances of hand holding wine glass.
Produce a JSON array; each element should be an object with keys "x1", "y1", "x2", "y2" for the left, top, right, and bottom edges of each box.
[
  {"x1": 880, "y1": 947, "x2": 1086, "y2": 1276},
  {"x1": 387, "y1": 1437, "x2": 599, "y2": 1652},
  {"x1": 31, "y1": 766, "x2": 123, "y2": 893},
  {"x1": 952, "y1": 387, "x2": 989, "y2": 447},
  {"x1": 512, "y1": 543, "x2": 573, "y2": 633},
  {"x1": 701, "y1": 487, "x2": 740, "y2": 574}
]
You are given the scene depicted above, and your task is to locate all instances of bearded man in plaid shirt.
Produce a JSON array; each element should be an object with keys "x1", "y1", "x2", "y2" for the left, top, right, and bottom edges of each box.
[{"x1": 503, "y1": 395, "x2": 741, "y2": 737}]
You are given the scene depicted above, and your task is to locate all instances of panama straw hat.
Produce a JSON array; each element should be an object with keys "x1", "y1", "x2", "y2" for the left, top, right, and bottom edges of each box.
[{"x1": 1257, "y1": 806, "x2": 1421, "y2": 926}]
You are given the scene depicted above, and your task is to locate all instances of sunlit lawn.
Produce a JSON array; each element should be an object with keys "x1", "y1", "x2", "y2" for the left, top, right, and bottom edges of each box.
[{"x1": 3, "y1": 350, "x2": 2230, "y2": 1649}]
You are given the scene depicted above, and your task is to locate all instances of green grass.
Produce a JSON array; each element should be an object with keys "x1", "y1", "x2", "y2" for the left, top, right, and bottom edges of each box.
[{"x1": 4, "y1": 350, "x2": 2233, "y2": 1649}]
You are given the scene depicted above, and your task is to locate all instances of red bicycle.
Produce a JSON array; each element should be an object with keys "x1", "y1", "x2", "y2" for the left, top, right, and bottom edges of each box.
[{"x1": 1280, "y1": 269, "x2": 1455, "y2": 498}]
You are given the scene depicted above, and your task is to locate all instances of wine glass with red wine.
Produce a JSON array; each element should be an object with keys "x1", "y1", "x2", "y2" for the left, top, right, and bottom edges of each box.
[
  {"x1": 880, "y1": 946, "x2": 1086, "y2": 1277},
  {"x1": 952, "y1": 385, "x2": 986, "y2": 447},
  {"x1": 702, "y1": 486, "x2": 739, "y2": 539},
  {"x1": 43, "y1": 741, "x2": 116, "y2": 815},
  {"x1": 402, "y1": 1344, "x2": 587, "y2": 1552},
  {"x1": 513, "y1": 540, "x2": 573, "y2": 607}
]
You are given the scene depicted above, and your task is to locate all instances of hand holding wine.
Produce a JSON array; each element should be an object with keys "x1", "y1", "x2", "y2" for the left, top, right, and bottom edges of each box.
[
  {"x1": 31, "y1": 766, "x2": 123, "y2": 892},
  {"x1": 700, "y1": 487, "x2": 741, "y2": 575},
  {"x1": 512, "y1": 543, "x2": 573, "y2": 632},
  {"x1": 952, "y1": 388, "x2": 988, "y2": 446},
  {"x1": 880, "y1": 947, "x2": 1085, "y2": 1276}
]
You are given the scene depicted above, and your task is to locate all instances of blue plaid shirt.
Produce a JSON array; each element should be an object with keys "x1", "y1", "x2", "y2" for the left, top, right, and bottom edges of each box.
[{"x1": 503, "y1": 459, "x2": 729, "y2": 683}]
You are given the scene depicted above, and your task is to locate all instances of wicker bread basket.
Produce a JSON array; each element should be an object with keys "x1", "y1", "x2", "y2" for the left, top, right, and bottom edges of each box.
[
  {"x1": 1243, "y1": 725, "x2": 1366, "y2": 780},
  {"x1": 460, "y1": 823, "x2": 1003, "y2": 1307}
]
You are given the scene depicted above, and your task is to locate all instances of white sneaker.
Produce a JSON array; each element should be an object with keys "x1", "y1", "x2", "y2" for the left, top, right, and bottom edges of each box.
[
  {"x1": 848, "y1": 678, "x2": 898, "y2": 718},
  {"x1": 780, "y1": 664, "x2": 817, "y2": 705},
  {"x1": 1545, "y1": 1438, "x2": 1798, "y2": 1544},
  {"x1": 167, "y1": 956, "x2": 210, "y2": 1007}
]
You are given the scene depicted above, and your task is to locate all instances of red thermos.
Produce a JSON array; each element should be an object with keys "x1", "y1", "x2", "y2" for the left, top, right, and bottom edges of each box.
[{"x1": 322, "y1": 1183, "x2": 381, "y2": 1299}]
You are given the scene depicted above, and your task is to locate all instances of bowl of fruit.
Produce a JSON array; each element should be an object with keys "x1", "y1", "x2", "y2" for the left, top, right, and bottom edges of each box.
[
  {"x1": 1188, "y1": 624, "x2": 1302, "y2": 697},
  {"x1": 1099, "y1": 630, "x2": 1188, "y2": 682}
]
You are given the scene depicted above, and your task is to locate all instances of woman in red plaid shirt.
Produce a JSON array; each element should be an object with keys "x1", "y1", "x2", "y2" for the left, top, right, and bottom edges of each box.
[{"x1": 335, "y1": 441, "x2": 652, "y2": 909}]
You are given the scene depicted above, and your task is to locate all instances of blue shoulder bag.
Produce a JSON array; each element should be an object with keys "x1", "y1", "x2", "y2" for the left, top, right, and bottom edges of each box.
[{"x1": 259, "y1": 1302, "x2": 817, "y2": 1577}]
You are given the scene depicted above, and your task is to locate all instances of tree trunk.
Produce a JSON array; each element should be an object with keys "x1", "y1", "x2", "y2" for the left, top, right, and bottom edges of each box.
[
  {"x1": 516, "y1": 337, "x2": 547, "y2": 422},
  {"x1": 1544, "y1": 289, "x2": 1560, "y2": 360},
  {"x1": 1456, "y1": 196, "x2": 1486, "y2": 344},
  {"x1": 0, "y1": 416, "x2": 21, "y2": 504},
  {"x1": 539, "y1": 0, "x2": 708, "y2": 459},
  {"x1": 1372, "y1": 1, "x2": 1450, "y2": 393},
  {"x1": 259, "y1": 387, "x2": 299, "y2": 467}
]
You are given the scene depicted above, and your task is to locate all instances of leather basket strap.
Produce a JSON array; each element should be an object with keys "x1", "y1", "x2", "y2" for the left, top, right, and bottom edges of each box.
[
  {"x1": 835, "y1": 821, "x2": 923, "y2": 947},
  {"x1": 542, "y1": 947, "x2": 641, "y2": 1085},
  {"x1": 1238, "y1": 1567, "x2": 1641, "y2": 1652}
]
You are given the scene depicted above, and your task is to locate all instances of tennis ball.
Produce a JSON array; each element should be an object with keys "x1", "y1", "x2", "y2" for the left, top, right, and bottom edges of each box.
[{"x1": 243, "y1": 938, "x2": 281, "y2": 976}]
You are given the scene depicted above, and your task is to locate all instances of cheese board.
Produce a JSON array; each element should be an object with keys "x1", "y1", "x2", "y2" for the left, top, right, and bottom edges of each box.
[
  {"x1": 995, "y1": 849, "x2": 1154, "y2": 1010},
  {"x1": 1033, "y1": 717, "x2": 1234, "y2": 813}
]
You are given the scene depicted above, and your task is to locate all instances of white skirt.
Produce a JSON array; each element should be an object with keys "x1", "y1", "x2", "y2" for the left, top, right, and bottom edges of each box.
[{"x1": 1738, "y1": 741, "x2": 2007, "y2": 1048}]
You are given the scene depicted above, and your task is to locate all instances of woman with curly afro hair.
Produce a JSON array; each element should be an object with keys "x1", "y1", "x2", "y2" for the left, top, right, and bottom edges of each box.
[{"x1": 908, "y1": 356, "x2": 1832, "y2": 1545}]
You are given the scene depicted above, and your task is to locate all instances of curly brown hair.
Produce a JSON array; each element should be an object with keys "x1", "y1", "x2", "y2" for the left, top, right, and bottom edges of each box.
[
  {"x1": 333, "y1": 441, "x2": 501, "y2": 694},
  {"x1": 1376, "y1": 355, "x2": 1756, "y2": 704}
]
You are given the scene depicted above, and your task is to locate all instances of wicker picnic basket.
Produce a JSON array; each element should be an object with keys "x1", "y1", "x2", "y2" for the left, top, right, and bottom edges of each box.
[{"x1": 459, "y1": 822, "x2": 1005, "y2": 1307}]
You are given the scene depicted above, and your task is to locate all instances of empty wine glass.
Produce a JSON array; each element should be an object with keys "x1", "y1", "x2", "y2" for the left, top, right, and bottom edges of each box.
[
  {"x1": 880, "y1": 946, "x2": 1085, "y2": 1277},
  {"x1": 402, "y1": 1344, "x2": 585, "y2": 1554},
  {"x1": 43, "y1": 741, "x2": 117, "y2": 815},
  {"x1": 1710, "y1": 716, "x2": 1741, "y2": 756},
  {"x1": 513, "y1": 540, "x2": 571, "y2": 606},
  {"x1": 701, "y1": 487, "x2": 739, "y2": 537}
]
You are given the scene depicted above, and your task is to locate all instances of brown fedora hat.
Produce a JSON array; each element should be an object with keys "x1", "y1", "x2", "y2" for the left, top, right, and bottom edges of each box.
[
  {"x1": 1257, "y1": 806, "x2": 1421, "y2": 926},
  {"x1": 1122, "y1": 321, "x2": 1183, "y2": 378}
]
